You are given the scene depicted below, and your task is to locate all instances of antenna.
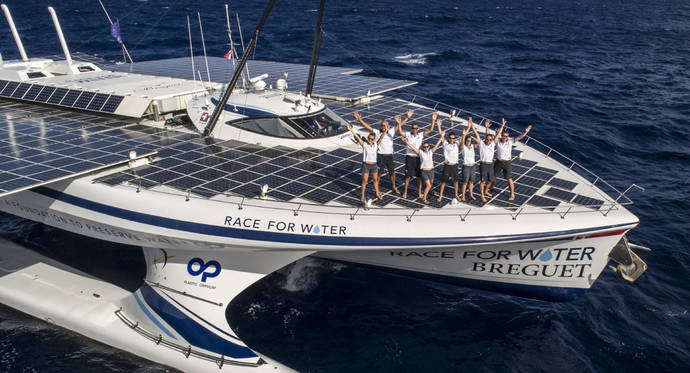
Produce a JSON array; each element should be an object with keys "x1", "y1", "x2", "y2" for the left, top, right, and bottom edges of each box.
[
  {"x1": 47, "y1": 7, "x2": 72, "y2": 68},
  {"x1": 1, "y1": 4, "x2": 28, "y2": 62},
  {"x1": 197, "y1": 13, "x2": 212, "y2": 86},
  {"x1": 204, "y1": 0, "x2": 276, "y2": 137},
  {"x1": 97, "y1": 0, "x2": 133, "y2": 63},
  {"x1": 306, "y1": 0, "x2": 326, "y2": 97},
  {"x1": 224, "y1": 4, "x2": 237, "y2": 70},
  {"x1": 187, "y1": 15, "x2": 196, "y2": 85},
  {"x1": 235, "y1": 13, "x2": 250, "y2": 87}
]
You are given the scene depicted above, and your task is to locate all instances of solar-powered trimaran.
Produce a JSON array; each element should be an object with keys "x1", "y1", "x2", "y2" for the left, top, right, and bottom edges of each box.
[{"x1": 0, "y1": 1, "x2": 649, "y2": 371}]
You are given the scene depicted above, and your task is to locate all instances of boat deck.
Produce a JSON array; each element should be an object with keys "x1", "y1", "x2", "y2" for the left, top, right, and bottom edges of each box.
[{"x1": 90, "y1": 95, "x2": 614, "y2": 213}]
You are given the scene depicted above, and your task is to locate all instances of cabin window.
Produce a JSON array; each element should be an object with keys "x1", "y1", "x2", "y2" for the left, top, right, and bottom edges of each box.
[
  {"x1": 27, "y1": 72, "x2": 46, "y2": 79},
  {"x1": 229, "y1": 108, "x2": 347, "y2": 139}
]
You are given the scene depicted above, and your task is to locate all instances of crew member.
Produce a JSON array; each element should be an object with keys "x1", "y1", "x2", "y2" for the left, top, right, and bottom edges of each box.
[
  {"x1": 353, "y1": 111, "x2": 408, "y2": 195},
  {"x1": 488, "y1": 121, "x2": 532, "y2": 201},
  {"x1": 459, "y1": 118, "x2": 482, "y2": 201},
  {"x1": 478, "y1": 119, "x2": 499, "y2": 203},
  {"x1": 396, "y1": 111, "x2": 436, "y2": 199},
  {"x1": 347, "y1": 124, "x2": 385, "y2": 206},
  {"x1": 436, "y1": 118, "x2": 461, "y2": 202},
  {"x1": 401, "y1": 129, "x2": 444, "y2": 204}
]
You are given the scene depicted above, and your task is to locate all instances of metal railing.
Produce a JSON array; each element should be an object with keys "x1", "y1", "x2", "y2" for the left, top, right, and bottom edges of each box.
[
  {"x1": 115, "y1": 308, "x2": 263, "y2": 369},
  {"x1": 107, "y1": 92, "x2": 642, "y2": 222},
  {"x1": 394, "y1": 92, "x2": 637, "y2": 206}
]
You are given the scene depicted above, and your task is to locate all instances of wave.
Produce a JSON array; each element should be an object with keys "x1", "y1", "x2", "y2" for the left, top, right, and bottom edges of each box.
[{"x1": 393, "y1": 52, "x2": 438, "y2": 65}]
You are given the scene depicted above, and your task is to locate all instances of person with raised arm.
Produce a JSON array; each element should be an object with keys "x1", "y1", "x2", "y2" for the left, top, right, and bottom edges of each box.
[
  {"x1": 353, "y1": 110, "x2": 408, "y2": 195},
  {"x1": 478, "y1": 119, "x2": 499, "y2": 203},
  {"x1": 401, "y1": 130, "x2": 444, "y2": 205},
  {"x1": 396, "y1": 110, "x2": 435, "y2": 199},
  {"x1": 488, "y1": 120, "x2": 532, "y2": 201},
  {"x1": 459, "y1": 117, "x2": 482, "y2": 201},
  {"x1": 347, "y1": 123, "x2": 385, "y2": 206},
  {"x1": 436, "y1": 118, "x2": 461, "y2": 202}
]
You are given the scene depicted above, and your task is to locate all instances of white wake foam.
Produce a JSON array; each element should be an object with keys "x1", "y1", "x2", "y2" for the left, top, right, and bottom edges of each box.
[
  {"x1": 393, "y1": 52, "x2": 438, "y2": 65},
  {"x1": 281, "y1": 258, "x2": 323, "y2": 293}
]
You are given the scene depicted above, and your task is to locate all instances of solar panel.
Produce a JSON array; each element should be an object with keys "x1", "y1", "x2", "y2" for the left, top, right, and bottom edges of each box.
[
  {"x1": 106, "y1": 57, "x2": 416, "y2": 100},
  {"x1": 302, "y1": 188, "x2": 339, "y2": 204},
  {"x1": 544, "y1": 187, "x2": 576, "y2": 202},
  {"x1": 527, "y1": 195, "x2": 560, "y2": 210},
  {"x1": 23, "y1": 85, "x2": 43, "y2": 101},
  {"x1": 87, "y1": 93, "x2": 109, "y2": 111},
  {"x1": 0, "y1": 99, "x2": 197, "y2": 197},
  {"x1": 10, "y1": 83, "x2": 31, "y2": 98},
  {"x1": 572, "y1": 195, "x2": 604, "y2": 209},
  {"x1": 231, "y1": 182, "x2": 261, "y2": 197},
  {"x1": 47, "y1": 88, "x2": 68, "y2": 104},
  {"x1": 548, "y1": 177, "x2": 578, "y2": 191},
  {"x1": 35, "y1": 86, "x2": 56, "y2": 102},
  {"x1": 73, "y1": 91, "x2": 96, "y2": 109},
  {"x1": 526, "y1": 168, "x2": 556, "y2": 181},
  {"x1": 1, "y1": 81, "x2": 19, "y2": 96}
]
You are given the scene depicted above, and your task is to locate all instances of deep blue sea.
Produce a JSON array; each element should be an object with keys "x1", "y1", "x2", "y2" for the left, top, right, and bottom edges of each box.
[{"x1": 0, "y1": 0, "x2": 688, "y2": 372}]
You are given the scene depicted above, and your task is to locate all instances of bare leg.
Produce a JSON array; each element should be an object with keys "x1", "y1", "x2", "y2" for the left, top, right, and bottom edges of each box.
[
  {"x1": 508, "y1": 178, "x2": 515, "y2": 201},
  {"x1": 417, "y1": 177, "x2": 423, "y2": 200},
  {"x1": 361, "y1": 173, "x2": 369, "y2": 203},
  {"x1": 403, "y1": 176, "x2": 410, "y2": 198},
  {"x1": 391, "y1": 173, "x2": 400, "y2": 195},
  {"x1": 438, "y1": 181, "x2": 446, "y2": 202},
  {"x1": 373, "y1": 173, "x2": 382, "y2": 200},
  {"x1": 468, "y1": 181, "x2": 476, "y2": 200},
  {"x1": 422, "y1": 179, "x2": 432, "y2": 203},
  {"x1": 453, "y1": 181, "x2": 460, "y2": 200},
  {"x1": 480, "y1": 181, "x2": 487, "y2": 203},
  {"x1": 461, "y1": 182, "x2": 467, "y2": 201}
]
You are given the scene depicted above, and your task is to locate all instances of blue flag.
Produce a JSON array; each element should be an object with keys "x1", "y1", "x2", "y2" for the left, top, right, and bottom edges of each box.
[{"x1": 110, "y1": 21, "x2": 123, "y2": 44}]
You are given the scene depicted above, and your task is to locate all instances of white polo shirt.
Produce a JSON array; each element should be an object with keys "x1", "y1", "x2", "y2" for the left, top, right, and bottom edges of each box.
[
  {"x1": 479, "y1": 142, "x2": 496, "y2": 163},
  {"x1": 373, "y1": 128, "x2": 395, "y2": 155},
  {"x1": 496, "y1": 138, "x2": 514, "y2": 161},
  {"x1": 443, "y1": 141, "x2": 459, "y2": 165},
  {"x1": 362, "y1": 143, "x2": 377, "y2": 163},
  {"x1": 420, "y1": 150, "x2": 434, "y2": 169},
  {"x1": 462, "y1": 144, "x2": 475, "y2": 165},
  {"x1": 405, "y1": 132, "x2": 424, "y2": 156}
]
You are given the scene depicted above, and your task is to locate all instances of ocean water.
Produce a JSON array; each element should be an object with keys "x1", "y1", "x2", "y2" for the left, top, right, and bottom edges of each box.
[{"x1": 0, "y1": 0, "x2": 689, "y2": 372}]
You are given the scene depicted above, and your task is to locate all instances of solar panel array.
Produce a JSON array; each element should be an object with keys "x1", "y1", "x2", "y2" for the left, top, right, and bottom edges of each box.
[
  {"x1": 0, "y1": 80, "x2": 125, "y2": 115},
  {"x1": 106, "y1": 57, "x2": 416, "y2": 100},
  {"x1": 0, "y1": 99, "x2": 196, "y2": 196},
  {"x1": 95, "y1": 97, "x2": 606, "y2": 211}
]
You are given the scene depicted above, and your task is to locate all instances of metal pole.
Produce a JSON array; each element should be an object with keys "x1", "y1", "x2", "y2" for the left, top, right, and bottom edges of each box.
[
  {"x1": 1, "y1": 5, "x2": 28, "y2": 62},
  {"x1": 306, "y1": 0, "x2": 326, "y2": 97},
  {"x1": 203, "y1": 0, "x2": 276, "y2": 137}
]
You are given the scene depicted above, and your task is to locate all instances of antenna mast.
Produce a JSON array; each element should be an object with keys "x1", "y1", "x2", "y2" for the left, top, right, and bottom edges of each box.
[
  {"x1": 47, "y1": 7, "x2": 72, "y2": 68},
  {"x1": 1, "y1": 5, "x2": 28, "y2": 62},
  {"x1": 203, "y1": 0, "x2": 276, "y2": 137},
  {"x1": 306, "y1": 0, "x2": 326, "y2": 97}
]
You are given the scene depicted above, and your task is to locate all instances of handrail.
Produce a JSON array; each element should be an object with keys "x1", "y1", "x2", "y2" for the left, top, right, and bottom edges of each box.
[
  {"x1": 390, "y1": 92, "x2": 634, "y2": 205},
  {"x1": 103, "y1": 91, "x2": 638, "y2": 221},
  {"x1": 114, "y1": 308, "x2": 263, "y2": 368}
]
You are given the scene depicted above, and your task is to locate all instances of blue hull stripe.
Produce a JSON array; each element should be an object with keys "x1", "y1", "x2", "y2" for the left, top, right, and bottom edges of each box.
[
  {"x1": 133, "y1": 291, "x2": 177, "y2": 339},
  {"x1": 32, "y1": 187, "x2": 633, "y2": 247},
  {"x1": 139, "y1": 284, "x2": 257, "y2": 359}
]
